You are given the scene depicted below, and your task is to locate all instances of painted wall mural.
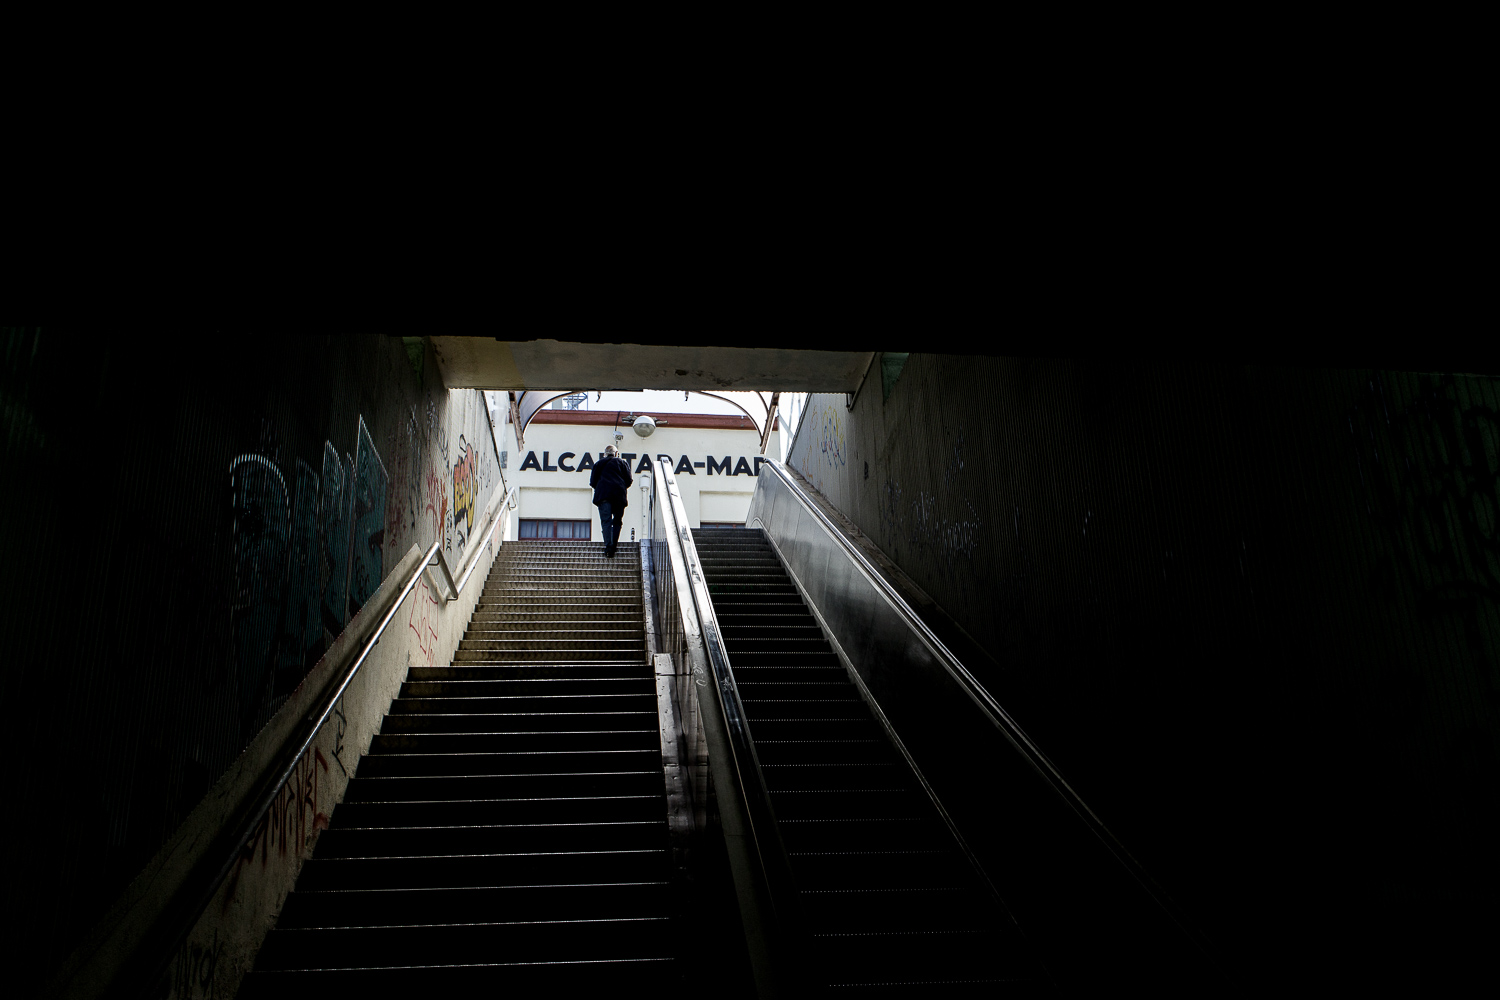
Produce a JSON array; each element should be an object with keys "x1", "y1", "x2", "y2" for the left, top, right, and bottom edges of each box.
[
  {"x1": 225, "y1": 388, "x2": 504, "y2": 746},
  {"x1": 228, "y1": 454, "x2": 291, "y2": 739},
  {"x1": 230, "y1": 422, "x2": 385, "y2": 740},
  {"x1": 453, "y1": 434, "x2": 477, "y2": 553},
  {"x1": 319, "y1": 442, "x2": 353, "y2": 635},
  {"x1": 788, "y1": 393, "x2": 852, "y2": 504}
]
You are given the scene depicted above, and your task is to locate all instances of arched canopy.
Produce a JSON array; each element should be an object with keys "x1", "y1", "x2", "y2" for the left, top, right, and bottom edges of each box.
[{"x1": 512, "y1": 389, "x2": 782, "y2": 453}]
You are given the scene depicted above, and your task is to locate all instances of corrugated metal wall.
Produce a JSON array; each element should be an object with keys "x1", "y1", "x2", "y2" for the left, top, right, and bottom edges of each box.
[
  {"x1": 0, "y1": 331, "x2": 504, "y2": 990},
  {"x1": 786, "y1": 355, "x2": 1499, "y2": 979}
]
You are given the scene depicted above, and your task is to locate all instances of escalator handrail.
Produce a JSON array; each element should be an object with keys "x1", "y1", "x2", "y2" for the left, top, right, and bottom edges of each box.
[
  {"x1": 651, "y1": 457, "x2": 799, "y2": 991},
  {"x1": 754, "y1": 459, "x2": 1214, "y2": 955}
]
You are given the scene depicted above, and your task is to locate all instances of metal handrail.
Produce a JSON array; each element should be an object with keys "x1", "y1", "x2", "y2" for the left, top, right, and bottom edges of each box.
[
  {"x1": 149, "y1": 481, "x2": 516, "y2": 994},
  {"x1": 755, "y1": 459, "x2": 1218, "y2": 960},
  {"x1": 429, "y1": 485, "x2": 515, "y2": 601},
  {"x1": 454, "y1": 485, "x2": 515, "y2": 595}
]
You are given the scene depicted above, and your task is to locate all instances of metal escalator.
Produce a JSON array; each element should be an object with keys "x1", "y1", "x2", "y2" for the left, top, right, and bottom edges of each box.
[
  {"x1": 239, "y1": 539, "x2": 676, "y2": 991},
  {"x1": 645, "y1": 456, "x2": 1224, "y2": 996},
  {"x1": 692, "y1": 527, "x2": 1049, "y2": 995}
]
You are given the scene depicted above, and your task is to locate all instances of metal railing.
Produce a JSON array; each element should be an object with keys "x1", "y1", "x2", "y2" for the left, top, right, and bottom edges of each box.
[
  {"x1": 645, "y1": 456, "x2": 798, "y2": 998},
  {"x1": 137, "y1": 484, "x2": 516, "y2": 996},
  {"x1": 428, "y1": 485, "x2": 517, "y2": 601},
  {"x1": 749, "y1": 458, "x2": 1225, "y2": 976}
]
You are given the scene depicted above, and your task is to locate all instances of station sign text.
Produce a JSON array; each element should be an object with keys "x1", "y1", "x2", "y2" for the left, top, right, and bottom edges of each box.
[{"x1": 518, "y1": 450, "x2": 767, "y2": 477}]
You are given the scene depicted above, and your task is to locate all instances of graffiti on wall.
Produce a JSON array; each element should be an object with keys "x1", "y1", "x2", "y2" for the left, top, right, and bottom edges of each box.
[
  {"x1": 425, "y1": 466, "x2": 451, "y2": 554},
  {"x1": 1349, "y1": 372, "x2": 1500, "y2": 673},
  {"x1": 165, "y1": 928, "x2": 224, "y2": 999},
  {"x1": 280, "y1": 460, "x2": 322, "y2": 686},
  {"x1": 228, "y1": 454, "x2": 290, "y2": 741},
  {"x1": 221, "y1": 746, "x2": 329, "y2": 906},
  {"x1": 348, "y1": 417, "x2": 388, "y2": 616},
  {"x1": 384, "y1": 404, "x2": 424, "y2": 560},
  {"x1": 229, "y1": 419, "x2": 388, "y2": 740},
  {"x1": 453, "y1": 434, "x2": 477, "y2": 553},
  {"x1": 319, "y1": 442, "x2": 353, "y2": 635},
  {"x1": 407, "y1": 576, "x2": 440, "y2": 665},
  {"x1": 820, "y1": 400, "x2": 847, "y2": 470},
  {"x1": 787, "y1": 394, "x2": 850, "y2": 497},
  {"x1": 875, "y1": 477, "x2": 984, "y2": 567},
  {"x1": 478, "y1": 435, "x2": 495, "y2": 496}
]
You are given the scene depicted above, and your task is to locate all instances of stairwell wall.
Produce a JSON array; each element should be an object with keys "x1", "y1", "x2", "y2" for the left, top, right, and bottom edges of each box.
[
  {"x1": 0, "y1": 332, "x2": 507, "y2": 998},
  {"x1": 782, "y1": 356, "x2": 1500, "y2": 989}
]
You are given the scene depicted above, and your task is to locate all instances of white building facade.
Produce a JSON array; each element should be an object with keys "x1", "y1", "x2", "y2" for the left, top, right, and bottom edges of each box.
[{"x1": 502, "y1": 410, "x2": 780, "y2": 543}]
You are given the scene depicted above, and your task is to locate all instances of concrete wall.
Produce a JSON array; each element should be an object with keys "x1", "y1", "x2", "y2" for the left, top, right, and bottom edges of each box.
[
  {"x1": 0, "y1": 332, "x2": 508, "y2": 998},
  {"x1": 782, "y1": 357, "x2": 1500, "y2": 988}
]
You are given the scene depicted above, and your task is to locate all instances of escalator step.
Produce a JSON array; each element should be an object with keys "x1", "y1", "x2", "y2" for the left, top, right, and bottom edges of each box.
[{"x1": 694, "y1": 527, "x2": 1050, "y2": 993}]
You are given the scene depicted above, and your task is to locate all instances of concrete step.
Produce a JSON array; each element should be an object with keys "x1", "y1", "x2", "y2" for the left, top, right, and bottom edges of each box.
[
  {"x1": 292, "y1": 847, "x2": 671, "y2": 891},
  {"x1": 400, "y1": 677, "x2": 652, "y2": 698},
  {"x1": 343, "y1": 770, "x2": 665, "y2": 802},
  {"x1": 407, "y1": 664, "x2": 652, "y2": 681},
  {"x1": 452, "y1": 647, "x2": 646, "y2": 663},
  {"x1": 275, "y1": 882, "x2": 673, "y2": 929},
  {"x1": 369, "y1": 730, "x2": 660, "y2": 754},
  {"x1": 329, "y1": 794, "x2": 667, "y2": 829},
  {"x1": 388, "y1": 693, "x2": 657, "y2": 715},
  {"x1": 378, "y1": 711, "x2": 659, "y2": 734}
]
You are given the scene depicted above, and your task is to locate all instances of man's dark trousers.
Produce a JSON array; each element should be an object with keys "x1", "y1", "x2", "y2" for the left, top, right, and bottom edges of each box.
[{"x1": 598, "y1": 500, "x2": 624, "y2": 552}]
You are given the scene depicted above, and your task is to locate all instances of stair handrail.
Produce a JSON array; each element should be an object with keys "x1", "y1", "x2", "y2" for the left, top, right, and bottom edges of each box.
[
  {"x1": 753, "y1": 458, "x2": 1220, "y2": 963},
  {"x1": 132, "y1": 535, "x2": 445, "y2": 994},
  {"x1": 140, "y1": 479, "x2": 512, "y2": 995},
  {"x1": 456, "y1": 485, "x2": 516, "y2": 595},
  {"x1": 429, "y1": 484, "x2": 516, "y2": 601},
  {"x1": 650, "y1": 457, "x2": 799, "y2": 997}
]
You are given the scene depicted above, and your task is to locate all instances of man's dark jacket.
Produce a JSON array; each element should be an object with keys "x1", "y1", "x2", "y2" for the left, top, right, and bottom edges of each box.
[{"x1": 589, "y1": 455, "x2": 632, "y2": 508}]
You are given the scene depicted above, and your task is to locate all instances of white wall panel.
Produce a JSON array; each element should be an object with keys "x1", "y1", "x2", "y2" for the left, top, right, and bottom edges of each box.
[{"x1": 700, "y1": 490, "x2": 752, "y2": 524}]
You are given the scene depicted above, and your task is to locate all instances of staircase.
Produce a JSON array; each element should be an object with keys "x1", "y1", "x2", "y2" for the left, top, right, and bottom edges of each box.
[
  {"x1": 240, "y1": 539, "x2": 675, "y2": 991},
  {"x1": 692, "y1": 527, "x2": 1051, "y2": 996}
]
